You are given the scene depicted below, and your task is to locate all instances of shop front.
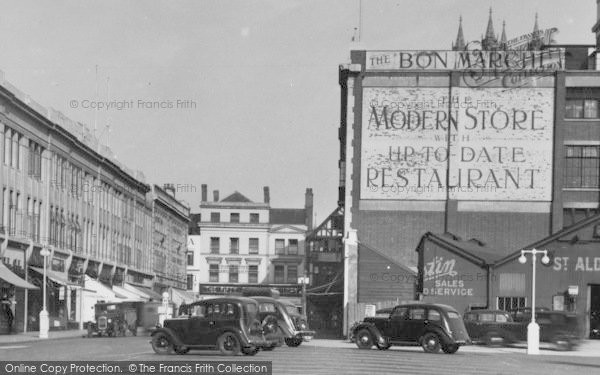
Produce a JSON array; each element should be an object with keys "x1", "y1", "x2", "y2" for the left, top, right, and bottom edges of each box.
[{"x1": 492, "y1": 214, "x2": 600, "y2": 339}]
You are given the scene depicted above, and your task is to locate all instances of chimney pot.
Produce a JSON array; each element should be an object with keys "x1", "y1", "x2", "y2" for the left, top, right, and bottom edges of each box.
[
  {"x1": 263, "y1": 186, "x2": 270, "y2": 204},
  {"x1": 201, "y1": 184, "x2": 208, "y2": 202},
  {"x1": 213, "y1": 190, "x2": 219, "y2": 202}
]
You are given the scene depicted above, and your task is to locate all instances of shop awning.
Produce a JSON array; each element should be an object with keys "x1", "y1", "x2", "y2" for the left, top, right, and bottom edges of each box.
[
  {"x1": 29, "y1": 266, "x2": 81, "y2": 288},
  {"x1": 124, "y1": 283, "x2": 163, "y2": 301},
  {"x1": 112, "y1": 285, "x2": 146, "y2": 302},
  {"x1": 0, "y1": 262, "x2": 38, "y2": 289},
  {"x1": 84, "y1": 275, "x2": 128, "y2": 302}
]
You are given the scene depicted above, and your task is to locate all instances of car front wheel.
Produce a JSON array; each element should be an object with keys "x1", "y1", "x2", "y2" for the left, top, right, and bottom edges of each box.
[
  {"x1": 284, "y1": 337, "x2": 302, "y2": 347},
  {"x1": 355, "y1": 329, "x2": 374, "y2": 349},
  {"x1": 217, "y1": 332, "x2": 241, "y2": 356},
  {"x1": 421, "y1": 333, "x2": 441, "y2": 354},
  {"x1": 442, "y1": 343, "x2": 459, "y2": 354},
  {"x1": 151, "y1": 333, "x2": 174, "y2": 355}
]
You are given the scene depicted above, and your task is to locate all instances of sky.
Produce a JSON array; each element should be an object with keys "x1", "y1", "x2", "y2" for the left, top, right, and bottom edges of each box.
[{"x1": 0, "y1": 0, "x2": 595, "y2": 222}]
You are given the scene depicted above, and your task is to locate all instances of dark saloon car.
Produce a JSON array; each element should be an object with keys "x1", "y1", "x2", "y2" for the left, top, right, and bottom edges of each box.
[
  {"x1": 150, "y1": 297, "x2": 278, "y2": 356},
  {"x1": 251, "y1": 296, "x2": 315, "y2": 347},
  {"x1": 463, "y1": 309, "x2": 580, "y2": 350},
  {"x1": 352, "y1": 303, "x2": 471, "y2": 354}
]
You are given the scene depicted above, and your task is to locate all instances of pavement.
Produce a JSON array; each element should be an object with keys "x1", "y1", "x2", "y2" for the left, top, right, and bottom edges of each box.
[{"x1": 1, "y1": 330, "x2": 599, "y2": 357}]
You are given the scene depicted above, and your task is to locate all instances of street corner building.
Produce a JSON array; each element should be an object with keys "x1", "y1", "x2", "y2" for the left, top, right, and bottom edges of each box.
[
  {"x1": 186, "y1": 185, "x2": 313, "y2": 308},
  {"x1": 0, "y1": 70, "x2": 191, "y2": 334},
  {"x1": 337, "y1": 7, "x2": 600, "y2": 338}
]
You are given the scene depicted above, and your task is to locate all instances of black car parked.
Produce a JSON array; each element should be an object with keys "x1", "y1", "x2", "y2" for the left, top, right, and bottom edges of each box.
[
  {"x1": 463, "y1": 309, "x2": 580, "y2": 350},
  {"x1": 150, "y1": 297, "x2": 278, "y2": 356},
  {"x1": 251, "y1": 296, "x2": 315, "y2": 347},
  {"x1": 351, "y1": 303, "x2": 471, "y2": 354}
]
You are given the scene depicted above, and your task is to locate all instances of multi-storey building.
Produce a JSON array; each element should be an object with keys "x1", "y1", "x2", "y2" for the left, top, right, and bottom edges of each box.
[
  {"x1": 0, "y1": 71, "x2": 190, "y2": 333},
  {"x1": 337, "y1": 9, "x2": 600, "y2": 336},
  {"x1": 151, "y1": 184, "x2": 190, "y2": 294},
  {"x1": 187, "y1": 185, "x2": 312, "y2": 306}
]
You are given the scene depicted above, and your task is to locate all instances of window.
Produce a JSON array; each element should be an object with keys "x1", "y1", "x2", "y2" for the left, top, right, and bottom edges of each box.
[
  {"x1": 391, "y1": 307, "x2": 407, "y2": 318},
  {"x1": 479, "y1": 313, "x2": 495, "y2": 322},
  {"x1": 408, "y1": 308, "x2": 425, "y2": 320},
  {"x1": 497, "y1": 296, "x2": 526, "y2": 311},
  {"x1": 565, "y1": 99, "x2": 600, "y2": 118},
  {"x1": 187, "y1": 252, "x2": 194, "y2": 266},
  {"x1": 287, "y1": 265, "x2": 297, "y2": 283},
  {"x1": 210, "y1": 212, "x2": 220, "y2": 223},
  {"x1": 274, "y1": 265, "x2": 284, "y2": 283},
  {"x1": 229, "y1": 238, "x2": 239, "y2": 254},
  {"x1": 288, "y1": 239, "x2": 299, "y2": 255},
  {"x1": 191, "y1": 304, "x2": 206, "y2": 317},
  {"x1": 186, "y1": 275, "x2": 194, "y2": 290},
  {"x1": 564, "y1": 145, "x2": 600, "y2": 188},
  {"x1": 250, "y1": 213, "x2": 259, "y2": 223},
  {"x1": 229, "y1": 265, "x2": 239, "y2": 283},
  {"x1": 275, "y1": 239, "x2": 285, "y2": 255},
  {"x1": 209, "y1": 264, "x2": 219, "y2": 282},
  {"x1": 248, "y1": 265, "x2": 258, "y2": 283},
  {"x1": 427, "y1": 309, "x2": 441, "y2": 321},
  {"x1": 210, "y1": 237, "x2": 220, "y2": 254},
  {"x1": 230, "y1": 213, "x2": 239, "y2": 223},
  {"x1": 249, "y1": 238, "x2": 259, "y2": 254}
]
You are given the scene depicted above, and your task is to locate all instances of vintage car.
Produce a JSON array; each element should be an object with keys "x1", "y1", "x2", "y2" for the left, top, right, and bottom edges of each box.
[
  {"x1": 86, "y1": 302, "x2": 137, "y2": 337},
  {"x1": 352, "y1": 303, "x2": 471, "y2": 354},
  {"x1": 150, "y1": 297, "x2": 278, "y2": 356},
  {"x1": 251, "y1": 296, "x2": 315, "y2": 347},
  {"x1": 463, "y1": 309, "x2": 580, "y2": 350}
]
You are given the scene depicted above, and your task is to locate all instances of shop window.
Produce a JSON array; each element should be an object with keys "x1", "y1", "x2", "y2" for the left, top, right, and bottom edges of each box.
[
  {"x1": 497, "y1": 296, "x2": 526, "y2": 311},
  {"x1": 564, "y1": 145, "x2": 600, "y2": 188}
]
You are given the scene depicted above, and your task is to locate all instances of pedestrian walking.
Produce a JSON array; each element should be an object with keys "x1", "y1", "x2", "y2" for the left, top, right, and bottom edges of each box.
[{"x1": 1, "y1": 294, "x2": 14, "y2": 334}]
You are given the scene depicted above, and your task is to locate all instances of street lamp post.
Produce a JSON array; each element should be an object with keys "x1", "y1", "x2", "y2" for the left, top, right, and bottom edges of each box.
[
  {"x1": 518, "y1": 248, "x2": 550, "y2": 355},
  {"x1": 39, "y1": 246, "x2": 51, "y2": 339}
]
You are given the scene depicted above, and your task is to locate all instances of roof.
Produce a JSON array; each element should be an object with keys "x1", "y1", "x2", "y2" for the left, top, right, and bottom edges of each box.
[
  {"x1": 359, "y1": 241, "x2": 417, "y2": 276},
  {"x1": 494, "y1": 213, "x2": 600, "y2": 267},
  {"x1": 221, "y1": 191, "x2": 253, "y2": 203},
  {"x1": 270, "y1": 208, "x2": 306, "y2": 225},
  {"x1": 418, "y1": 232, "x2": 500, "y2": 266}
]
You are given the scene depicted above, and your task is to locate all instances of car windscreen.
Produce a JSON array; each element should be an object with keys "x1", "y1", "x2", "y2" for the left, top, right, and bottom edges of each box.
[
  {"x1": 447, "y1": 311, "x2": 461, "y2": 320},
  {"x1": 285, "y1": 305, "x2": 299, "y2": 315},
  {"x1": 259, "y1": 303, "x2": 277, "y2": 313}
]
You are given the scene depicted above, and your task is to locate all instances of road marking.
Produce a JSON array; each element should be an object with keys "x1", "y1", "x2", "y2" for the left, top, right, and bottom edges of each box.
[{"x1": 0, "y1": 345, "x2": 29, "y2": 349}]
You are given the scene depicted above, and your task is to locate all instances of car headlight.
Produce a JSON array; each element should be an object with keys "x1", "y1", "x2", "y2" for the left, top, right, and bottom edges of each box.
[{"x1": 107, "y1": 319, "x2": 112, "y2": 323}]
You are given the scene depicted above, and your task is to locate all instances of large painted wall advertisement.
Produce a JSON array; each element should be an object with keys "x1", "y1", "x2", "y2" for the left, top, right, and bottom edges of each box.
[{"x1": 361, "y1": 85, "x2": 554, "y2": 201}]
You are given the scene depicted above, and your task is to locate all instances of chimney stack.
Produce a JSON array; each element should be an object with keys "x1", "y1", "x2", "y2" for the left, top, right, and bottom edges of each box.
[
  {"x1": 305, "y1": 188, "x2": 314, "y2": 229},
  {"x1": 213, "y1": 190, "x2": 219, "y2": 202},
  {"x1": 263, "y1": 186, "x2": 270, "y2": 204},
  {"x1": 201, "y1": 184, "x2": 208, "y2": 202}
]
